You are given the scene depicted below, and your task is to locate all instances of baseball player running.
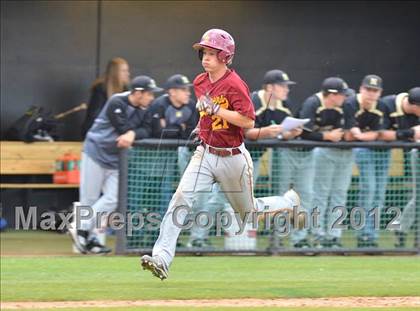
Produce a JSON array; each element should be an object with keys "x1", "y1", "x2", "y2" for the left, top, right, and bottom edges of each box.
[
  {"x1": 141, "y1": 29, "x2": 301, "y2": 280},
  {"x1": 186, "y1": 68, "x2": 301, "y2": 248}
]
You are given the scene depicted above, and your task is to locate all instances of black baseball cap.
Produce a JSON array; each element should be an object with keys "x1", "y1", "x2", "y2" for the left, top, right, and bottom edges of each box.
[
  {"x1": 165, "y1": 74, "x2": 192, "y2": 90},
  {"x1": 321, "y1": 77, "x2": 351, "y2": 95},
  {"x1": 263, "y1": 70, "x2": 296, "y2": 85},
  {"x1": 361, "y1": 74, "x2": 383, "y2": 90},
  {"x1": 130, "y1": 75, "x2": 163, "y2": 92},
  {"x1": 408, "y1": 87, "x2": 420, "y2": 106}
]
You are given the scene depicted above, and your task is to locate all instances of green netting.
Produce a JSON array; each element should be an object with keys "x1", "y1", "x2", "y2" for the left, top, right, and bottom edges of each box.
[{"x1": 123, "y1": 144, "x2": 419, "y2": 253}]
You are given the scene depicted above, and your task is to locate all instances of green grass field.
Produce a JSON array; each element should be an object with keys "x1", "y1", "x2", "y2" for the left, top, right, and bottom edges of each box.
[
  {"x1": 1, "y1": 231, "x2": 419, "y2": 310},
  {"x1": 3, "y1": 255, "x2": 420, "y2": 301}
]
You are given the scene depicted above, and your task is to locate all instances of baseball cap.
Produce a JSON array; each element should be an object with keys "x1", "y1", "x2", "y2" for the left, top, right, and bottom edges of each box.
[
  {"x1": 263, "y1": 70, "x2": 296, "y2": 85},
  {"x1": 321, "y1": 77, "x2": 351, "y2": 95},
  {"x1": 408, "y1": 87, "x2": 420, "y2": 105},
  {"x1": 130, "y1": 75, "x2": 163, "y2": 93},
  {"x1": 361, "y1": 74, "x2": 383, "y2": 90},
  {"x1": 165, "y1": 74, "x2": 192, "y2": 89}
]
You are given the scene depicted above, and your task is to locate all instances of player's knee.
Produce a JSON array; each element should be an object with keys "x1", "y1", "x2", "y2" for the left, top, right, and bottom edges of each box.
[{"x1": 170, "y1": 190, "x2": 193, "y2": 211}]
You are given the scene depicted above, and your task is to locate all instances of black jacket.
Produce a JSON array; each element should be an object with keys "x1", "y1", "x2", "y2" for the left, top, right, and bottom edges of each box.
[{"x1": 81, "y1": 82, "x2": 108, "y2": 139}]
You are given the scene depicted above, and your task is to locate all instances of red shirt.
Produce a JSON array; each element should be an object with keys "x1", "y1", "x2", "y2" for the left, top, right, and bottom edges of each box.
[{"x1": 194, "y1": 69, "x2": 255, "y2": 148}]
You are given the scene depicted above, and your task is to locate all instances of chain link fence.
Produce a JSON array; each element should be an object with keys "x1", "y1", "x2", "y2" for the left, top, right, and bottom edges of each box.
[{"x1": 116, "y1": 139, "x2": 419, "y2": 255}]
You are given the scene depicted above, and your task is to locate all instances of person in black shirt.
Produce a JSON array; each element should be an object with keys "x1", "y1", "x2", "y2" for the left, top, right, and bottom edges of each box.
[
  {"x1": 380, "y1": 87, "x2": 420, "y2": 248},
  {"x1": 246, "y1": 70, "x2": 299, "y2": 140},
  {"x1": 380, "y1": 87, "x2": 420, "y2": 142},
  {"x1": 150, "y1": 74, "x2": 198, "y2": 140},
  {"x1": 299, "y1": 77, "x2": 354, "y2": 248},
  {"x1": 345, "y1": 74, "x2": 387, "y2": 247},
  {"x1": 246, "y1": 70, "x2": 305, "y2": 248},
  {"x1": 246, "y1": 69, "x2": 302, "y2": 183},
  {"x1": 81, "y1": 57, "x2": 130, "y2": 138}
]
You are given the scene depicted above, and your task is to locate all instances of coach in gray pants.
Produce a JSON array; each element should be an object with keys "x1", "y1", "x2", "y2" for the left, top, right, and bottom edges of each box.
[{"x1": 69, "y1": 75, "x2": 162, "y2": 254}]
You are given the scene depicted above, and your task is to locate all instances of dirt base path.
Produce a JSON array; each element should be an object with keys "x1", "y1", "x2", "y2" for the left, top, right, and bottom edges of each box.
[{"x1": 2, "y1": 297, "x2": 420, "y2": 309}]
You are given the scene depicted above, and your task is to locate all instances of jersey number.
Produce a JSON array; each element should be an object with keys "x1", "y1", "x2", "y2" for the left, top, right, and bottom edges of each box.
[
  {"x1": 211, "y1": 96, "x2": 230, "y2": 130},
  {"x1": 212, "y1": 116, "x2": 229, "y2": 130}
]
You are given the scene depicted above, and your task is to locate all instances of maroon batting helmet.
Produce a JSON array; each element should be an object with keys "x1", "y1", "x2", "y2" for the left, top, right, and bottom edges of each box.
[{"x1": 193, "y1": 29, "x2": 235, "y2": 65}]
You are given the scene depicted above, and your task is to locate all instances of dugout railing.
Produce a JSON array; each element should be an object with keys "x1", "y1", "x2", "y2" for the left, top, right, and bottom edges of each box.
[{"x1": 116, "y1": 139, "x2": 419, "y2": 255}]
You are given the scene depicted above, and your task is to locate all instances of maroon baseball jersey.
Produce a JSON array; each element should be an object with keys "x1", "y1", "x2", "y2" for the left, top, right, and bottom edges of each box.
[{"x1": 194, "y1": 69, "x2": 255, "y2": 148}]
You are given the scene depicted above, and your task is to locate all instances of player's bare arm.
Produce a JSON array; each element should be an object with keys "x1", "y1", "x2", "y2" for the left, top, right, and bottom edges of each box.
[
  {"x1": 245, "y1": 125, "x2": 282, "y2": 140},
  {"x1": 116, "y1": 130, "x2": 136, "y2": 148},
  {"x1": 378, "y1": 130, "x2": 396, "y2": 141},
  {"x1": 322, "y1": 128, "x2": 344, "y2": 142},
  {"x1": 378, "y1": 125, "x2": 420, "y2": 141},
  {"x1": 282, "y1": 128, "x2": 303, "y2": 140},
  {"x1": 379, "y1": 127, "x2": 418, "y2": 141},
  {"x1": 245, "y1": 126, "x2": 301, "y2": 140},
  {"x1": 347, "y1": 127, "x2": 379, "y2": 141},
  {"x1": 353, "y1": 131, "x2": 379, "y2": 141},
  {"x1": 215, "y1": 108, "x2": 254, "y2": 129}
]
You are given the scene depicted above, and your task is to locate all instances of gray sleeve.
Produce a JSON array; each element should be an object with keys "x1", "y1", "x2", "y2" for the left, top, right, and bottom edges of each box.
[{"x1": 106, "y1": 99, "x2": 132, "y2": 135}]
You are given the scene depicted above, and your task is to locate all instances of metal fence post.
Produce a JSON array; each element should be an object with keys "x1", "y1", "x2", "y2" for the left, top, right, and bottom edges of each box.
[{"x1": 115, "y1": 148, "x2": 129, "y2": 255}]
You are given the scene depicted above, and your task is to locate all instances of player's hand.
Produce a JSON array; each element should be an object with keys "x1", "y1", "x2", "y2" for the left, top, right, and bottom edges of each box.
[
  {"x1": 190, "y1": 126, "x2": 200, "y2": 142},
  {"x1": 324, "y1": 128, "x2": 344, "y2": 142},
  {"x1": 196, "y1": 95, "x2": 220, "y2": 115},
  {"x1": 159, "y1": 118, "x2": 166, "y2": 129},
  {"x1": 266, "y1": 124, "x2": 283, "y2": 138},
  {"x1": 350, "y1": 127, "x2": 362, "y2": 140},
  {"x1": 191, "y1": 126, "x2": 199, "y2": 136},
  {"x1": 116, "y1": 130, "x2": 135, "y2": 148},
  {"x1": 286, "y1": 128, "x2": 303, "y2": 139},
  {"x1": 413, "y1": 125, "x2": 420, "y2": 140}
]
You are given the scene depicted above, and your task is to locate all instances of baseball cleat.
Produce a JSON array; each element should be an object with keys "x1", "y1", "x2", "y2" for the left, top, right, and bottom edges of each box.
[
  {"x1": 68, "y1": 227, "x2": 89, "y2": 254},
  {"x1": 86, "y1": 237, "x2": 112, "y2": 255},
  {"x1": 256, "y1": 189, "x2": 302, "y2": 222},
  {"x1": 284, "y1": 188, "x2": 301, "y2": 210},
  {"x1": 141, "y1": 255, "x2": 169, "y2": 280},
  {"x1": 293, "y1": 239, "x2": 311, "y2": 249}
]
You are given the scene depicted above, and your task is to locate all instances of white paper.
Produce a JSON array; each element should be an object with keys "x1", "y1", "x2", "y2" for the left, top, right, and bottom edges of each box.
[{"x1": 280, "y1": 116, "x2": 310, "y2": 132}]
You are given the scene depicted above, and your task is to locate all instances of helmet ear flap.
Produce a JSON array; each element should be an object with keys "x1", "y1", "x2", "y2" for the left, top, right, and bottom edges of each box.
[
  {"x1": 218, "y1": 50, "x2": 233, "y2": 65},
  {"x1": 218, "y1": 50, "x2": 228, "y2": 63},
  {"x1": 217, "y1": 51, "x2": 233, "y2": 65}
]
